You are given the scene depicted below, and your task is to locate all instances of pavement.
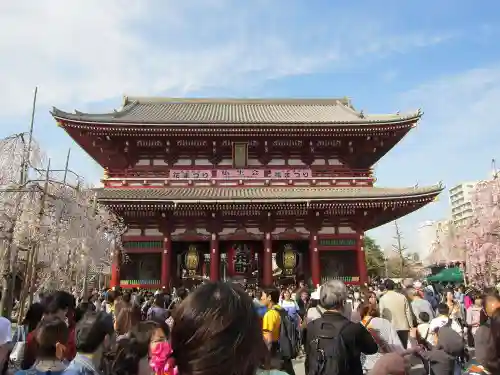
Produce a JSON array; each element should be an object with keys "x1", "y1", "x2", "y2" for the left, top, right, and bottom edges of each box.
[
  {"x1": 292, "y1": 348, "x2": 475, "y2": 375},
  {"x1": 292, "y1": 356, "x2": 425, "y2": 375}
]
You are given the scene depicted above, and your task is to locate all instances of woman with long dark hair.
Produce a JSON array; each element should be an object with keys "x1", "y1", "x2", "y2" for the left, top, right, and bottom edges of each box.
[
  {"x1": 103, "y1": 320, "x2": 165, "y2": 375},
  {"x1": 170, "y1": 282, "x2": 286, "y2": 375},
  {"x1": 114, "y1": 305, "x2": 142, "y2": 338}
]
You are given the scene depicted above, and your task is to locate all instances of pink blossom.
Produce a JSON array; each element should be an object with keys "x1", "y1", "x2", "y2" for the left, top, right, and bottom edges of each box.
[
  {"x1": 427, "y1": 180, "x2": 500, "y2": 287},
  {"x1": 457, "y1": 180, "x2": 500, "y2": 287}
]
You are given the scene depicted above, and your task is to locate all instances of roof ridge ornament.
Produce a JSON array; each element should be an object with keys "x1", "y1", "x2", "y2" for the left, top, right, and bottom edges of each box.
[
  {"x1": 114, "y1": 100, "x2": 138, "y2": 118},
  {"x1": 342, "y1": 96, "x2": 354, "y2": 110}
]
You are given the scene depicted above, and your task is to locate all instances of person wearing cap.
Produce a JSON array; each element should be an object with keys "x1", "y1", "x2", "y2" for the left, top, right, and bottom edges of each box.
[
  {"x1": 412, "y1": 280, "x2": 425, "y2": 298},
  {"x1": 65, "y1": 311, "x2": 115, "y2": 375}
]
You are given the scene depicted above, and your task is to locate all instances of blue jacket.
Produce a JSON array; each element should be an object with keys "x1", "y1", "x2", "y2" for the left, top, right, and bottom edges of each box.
[
  {"x1": 64, "y1": 353, "x2": 101, "y2": 375},
  {"x1": 253, "y1": 301, "x2": 268, "y2": 317}
]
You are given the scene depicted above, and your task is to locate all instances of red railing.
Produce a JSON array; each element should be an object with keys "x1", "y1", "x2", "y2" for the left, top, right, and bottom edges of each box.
[{"x1": 104, "y1": 167, "x2": 372, "y2": 180}]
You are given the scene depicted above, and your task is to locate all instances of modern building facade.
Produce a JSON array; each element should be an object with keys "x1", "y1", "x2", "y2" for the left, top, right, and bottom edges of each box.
[
  {"x1": 52, "y1": 97, "x2": 442, "y2": 289},
  {"x1": 449, "y1": 181, "x2": 478, "y2": 226}
]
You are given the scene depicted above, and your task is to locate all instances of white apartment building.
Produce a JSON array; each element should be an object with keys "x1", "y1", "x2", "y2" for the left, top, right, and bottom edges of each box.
[{"x1": 449, "y1": 181, "x2": 478, "y2": 227}]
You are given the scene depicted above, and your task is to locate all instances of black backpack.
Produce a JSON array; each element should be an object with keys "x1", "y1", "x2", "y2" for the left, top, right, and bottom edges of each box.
[
  {"x1": 308, "y1": 319, "x2": 350, "y2": 375},
  {"x1": 442, "y1": 321, "x2": 469, "y2": 368},
  {"x1": 274, "y1": 307, "x2": 300, "y2": 359}
]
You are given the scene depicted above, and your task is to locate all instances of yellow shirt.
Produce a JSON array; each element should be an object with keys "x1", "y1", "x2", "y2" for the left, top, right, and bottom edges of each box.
[{"x1": 263, "y1": 306, "x2": 281, "y2": 342}]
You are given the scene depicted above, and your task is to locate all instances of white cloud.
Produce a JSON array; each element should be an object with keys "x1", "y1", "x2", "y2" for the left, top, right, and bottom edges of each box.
[
  {"x1": 369, "y1": 65, "x2": 500, "y2": 252},
  {"x1": 0, "y1": 0, "x2": 451, "y2": 117},
  {"x1": 392, "y1": 66, "x2": 500, "y2": 177}
]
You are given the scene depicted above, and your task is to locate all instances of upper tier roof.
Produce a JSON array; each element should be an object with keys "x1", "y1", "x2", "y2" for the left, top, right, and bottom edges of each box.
[{"x1": 52, "y1": 97, "x2": 421, "y2": 125}]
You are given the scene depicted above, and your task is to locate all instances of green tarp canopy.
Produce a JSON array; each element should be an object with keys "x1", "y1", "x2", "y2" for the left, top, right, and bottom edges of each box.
[{"x1": 426, "y1": 267, "x2": 464, "y2": 283}]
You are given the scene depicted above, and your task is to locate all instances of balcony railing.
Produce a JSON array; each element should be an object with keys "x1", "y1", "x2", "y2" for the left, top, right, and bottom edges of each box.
[
  {"x1": 105, "y1": 168, "x2": 372, "y2": 180},
  {"x1": 320, "y1": 276, "x2": 361, "y2": 283},
  {"x1": 120, "y1": 279, "x2": 160, "y2": 285},
  {"x1": 123, "y1": 241, "x2": 163, "y2": 249}
]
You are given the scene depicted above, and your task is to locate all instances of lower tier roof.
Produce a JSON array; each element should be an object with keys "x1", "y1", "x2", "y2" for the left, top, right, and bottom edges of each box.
[{"x1": 96, "y1": 185, "x2": 442, "y2": 203}]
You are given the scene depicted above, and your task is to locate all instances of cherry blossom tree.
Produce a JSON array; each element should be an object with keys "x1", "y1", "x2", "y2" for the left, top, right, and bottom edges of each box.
[
  {"x1": 426, "y1": 219, "x2": 466, "y2": 266},
  {"x1": 0, "y1": 133, "x2": 125, "y2": 317},
  {"x1": 0, "y1": 133, "x2": 45, "y2": 185},
  {"x1": 460, "y1": 179, "x2": 500, "y2": 287},
  {"x1": 24, "y1": 181, "x2": 125, "y2": 294},
  {"x1": 0, "y1": 133, "x2": 45, "y2": 316},
  {"x1": 427, "y1": 180, "x2": 500, "y2": 287}
]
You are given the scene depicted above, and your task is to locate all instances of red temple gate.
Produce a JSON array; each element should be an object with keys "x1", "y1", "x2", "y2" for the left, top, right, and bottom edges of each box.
[{"x1": 52, "y1": 97, "x2": 442, "y2": 289}]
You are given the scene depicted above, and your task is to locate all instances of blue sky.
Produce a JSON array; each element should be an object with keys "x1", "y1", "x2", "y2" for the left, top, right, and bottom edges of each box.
[{"x1": 1, "y1": 0, "x2": 499, "y2": 254}]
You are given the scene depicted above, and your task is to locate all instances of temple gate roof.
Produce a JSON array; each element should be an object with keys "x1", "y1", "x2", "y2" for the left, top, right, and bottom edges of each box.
[
  {"x1": 96, "y1": 185, "x2": 442, "y2": 202},
  {"x1": 52, "y1": 97, "x2": 421, "y2": 125}
]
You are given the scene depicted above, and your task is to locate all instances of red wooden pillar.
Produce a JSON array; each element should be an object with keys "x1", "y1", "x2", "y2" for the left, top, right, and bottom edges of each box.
[
  {"x1": 110, "y1": 241, "x2": 120, "y2": 289},
  {"x1": 357, "y1": 232, "x2": 368, "y2": 285},
  {"x1": 262, "y1": 232, "x2": 273, "y2": 286},
  {"x1": 210, "y1": 233, "x2": 220, "y2": 281},
  {"x1": 309, "y1": 232, "x2": 320, "y2": 287},
  {"x1": 162, "y1": 236, "x2": 172, "y2": 290}
]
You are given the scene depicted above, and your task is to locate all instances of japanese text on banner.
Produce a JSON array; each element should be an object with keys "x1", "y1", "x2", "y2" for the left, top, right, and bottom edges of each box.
[
  {"x1": 268, "y1": 169, "x2": 312, "y2": 179},
  {"x1": 168, "y1": 170, "x2": 211, "y2": 179},
  {"x1": 216, "y1": 169, "x2": 265, "y2": 179},
  {"x1": 168, "y1": 169, "x2": 312, "y2": 179}
]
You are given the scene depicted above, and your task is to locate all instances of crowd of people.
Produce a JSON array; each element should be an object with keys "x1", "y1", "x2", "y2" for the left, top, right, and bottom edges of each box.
[
  {"x1": 250, "y1": 278, "x2": 500, "y2": 375},
  {"x1": 0, "y1": 278, "x2": 497, "y2": 375}
]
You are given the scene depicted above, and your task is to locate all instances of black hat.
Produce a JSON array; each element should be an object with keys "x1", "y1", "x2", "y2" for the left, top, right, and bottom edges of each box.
[{"x1": 75, "y1": 311, "x2": 114, "y2": 353}]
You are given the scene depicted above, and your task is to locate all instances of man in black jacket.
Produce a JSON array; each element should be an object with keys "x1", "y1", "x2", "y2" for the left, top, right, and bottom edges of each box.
[{"x1": 305, "y1": 280, "x2": 378, "y2": 375}]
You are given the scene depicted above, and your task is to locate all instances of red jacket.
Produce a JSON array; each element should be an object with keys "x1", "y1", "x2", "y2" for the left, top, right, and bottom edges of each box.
[{"x1": 22, "y1": 326, "x2": 76, "y2": 369}]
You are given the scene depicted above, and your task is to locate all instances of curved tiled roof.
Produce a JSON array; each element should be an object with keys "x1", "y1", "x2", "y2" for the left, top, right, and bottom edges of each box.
[
  {"x1": 52, "y1": 97, "x2": 421, "y2": 125},
  {"x1": 96, "y1": 185, "x2": 442, "y2": 202}
]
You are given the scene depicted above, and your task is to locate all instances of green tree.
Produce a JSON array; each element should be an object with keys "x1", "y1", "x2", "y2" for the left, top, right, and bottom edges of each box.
[{"x1": 364, "y1": 236, "x2": 385, "y2": 276}]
